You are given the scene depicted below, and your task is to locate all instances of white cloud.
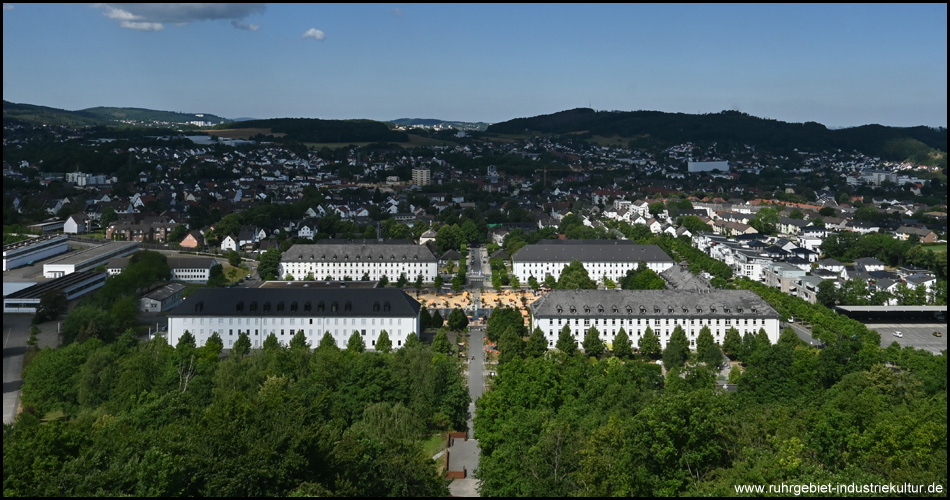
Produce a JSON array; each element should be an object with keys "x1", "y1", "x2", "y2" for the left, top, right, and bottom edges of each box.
[
  {"x1": 392, "y1": 8, "x2": 403, "y2": 18},
  {"x1": 121, "y1": 21, "x2": 163, "y2": 32},
  {"x1": 3, "y1": 4, "x2": 15, "y2": 11},
  {"x1": 302, "y1": 28, "x2": 326, "y2": 41},
  {"x1": 231, "y1": 20, "x2": 260, "y2": 31},
  {"x1": 95, "y1": 3, "x2": 265, "y2": 31}
]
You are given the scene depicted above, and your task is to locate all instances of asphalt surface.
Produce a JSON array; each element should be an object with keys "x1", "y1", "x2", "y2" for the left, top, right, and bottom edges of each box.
[
  {"x1": 447, "y1": 324, "x2": 485, "y2": 497},
  {"x1": 3, "y1": 313, "x2": 60, "y2": 425}
]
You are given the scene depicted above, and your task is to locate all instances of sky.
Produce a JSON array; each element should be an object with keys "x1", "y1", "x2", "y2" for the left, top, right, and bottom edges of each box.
[{"x1": 2, "y1": 3, "x2": 947, "y2": 128}]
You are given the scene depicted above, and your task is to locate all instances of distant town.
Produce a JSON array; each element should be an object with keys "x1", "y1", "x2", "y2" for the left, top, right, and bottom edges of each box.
[{"x1": 3, "y1": 107, "x2": 946, "y2": 497}]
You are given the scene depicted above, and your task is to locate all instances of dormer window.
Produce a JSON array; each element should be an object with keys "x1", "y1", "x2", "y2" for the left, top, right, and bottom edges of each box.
[
  {"x1": 250, "y1": 301, "x2": 258, "y2": 312},
  {"x1": 383, "y1": 302, "x2": 391, "y2": 312},
  {"x1": 317, "y1": 302, "x2": 325, "y2": 312},
  {"x1": 304, "y1": 301, "x2": 311, "y2": 312},
  {"x1": 236, "y1": 301, "x2": 244, "y2": 312},
  {"x1": 263, "y1": 302, "x2": 271, "y2": 312},
  {"x1": 331, "y1": 302, "x2": 338, "y2": 312},
  {"x1": 570, "y1": 306, "x2": 576, "y2": 313}
]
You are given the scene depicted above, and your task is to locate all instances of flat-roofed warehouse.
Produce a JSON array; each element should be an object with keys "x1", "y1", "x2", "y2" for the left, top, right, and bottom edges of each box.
[
  {"x1": 278, "y1": 240, "x2": 438, "y2": 282},
  {"x1": 511, "y1": 240, "x2": 675, "y2": 284},
  {"x1": 42, "y1": 241, "x2": 139, "y2": 278},
  {"x1": 530, "y1": 289, "x2": 780, "y2": 350},
  {"x1": 167, "y1": 287, "x2": 422, "y2": 351},
  {"x1": 3, "y1": 271, "x2": 107, "y2": 313},
  {"x1": 2, "y1": 234, "x2": 69, "y2": 271}
]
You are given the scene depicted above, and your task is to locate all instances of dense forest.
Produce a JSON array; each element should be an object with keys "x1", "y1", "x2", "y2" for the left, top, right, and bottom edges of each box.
[
  {"x1": 474, "y1": 278, "x2": 947, "y2": 496},
  {"x1": 3, "y1": 333, "x2": 469, "y2": 496},
  {"x1": 487, "y1": 108, "x2": 947, "y2": 165}
]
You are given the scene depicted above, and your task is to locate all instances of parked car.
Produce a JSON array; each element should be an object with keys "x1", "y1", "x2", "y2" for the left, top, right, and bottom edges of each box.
[
  {"x1": 893, "y1": 331, "x2": 903, "y2": 338},
  {"x1": 934, "y1": 331, "x2": 943, "y2": 337}
]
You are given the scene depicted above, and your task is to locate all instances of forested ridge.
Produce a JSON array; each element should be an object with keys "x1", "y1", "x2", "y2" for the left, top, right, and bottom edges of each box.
[
  {"x1": 3, "y1": 333, "x2": 469, "y2": 497},
  {"x1": 487, "y1": 108, "x2": 946, "y2": 165}
]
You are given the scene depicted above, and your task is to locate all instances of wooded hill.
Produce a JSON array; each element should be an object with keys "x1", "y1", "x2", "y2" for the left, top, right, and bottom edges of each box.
[
  {"x1": 217, "y1": 117, "x2": 410, "y2": 144},
  {"x1": 487, "y1": 108, "x2": 947, "y2": 165},
  {"x1": 2, "y1": 101, "x2": 228, "y2": 128}
]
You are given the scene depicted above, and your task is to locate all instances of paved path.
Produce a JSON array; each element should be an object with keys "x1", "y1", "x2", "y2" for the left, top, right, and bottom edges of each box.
[
  {"x1": 448, "y1": 325, "x2": 485, "y2": 497},
  {"x1": 3, "y1": 314, "x2": 59, "y2": 425}
]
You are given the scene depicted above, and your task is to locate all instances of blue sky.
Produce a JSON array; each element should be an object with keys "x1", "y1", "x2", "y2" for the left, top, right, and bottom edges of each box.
[{"x1": 3, "y1": 3, "x2": 947, "y2": 128}]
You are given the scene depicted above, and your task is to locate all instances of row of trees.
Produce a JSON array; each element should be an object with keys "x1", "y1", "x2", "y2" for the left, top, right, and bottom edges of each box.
[{"x1": 6, "y1": 328, "x2": 470, "y2": 496}]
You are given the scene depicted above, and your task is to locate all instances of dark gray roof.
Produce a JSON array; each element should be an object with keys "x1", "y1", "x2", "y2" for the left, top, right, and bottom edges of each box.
[
  {"x1": 531, "y1": 289, "x2": 779, "y2": 319},
  {"x1": 512, "y1": 240, "x2": 673, "y2": 263},
  {"x1": 143, "y1": 283, "x2": 187, "y2": 301},
  {"x1": 169, "y1": 287, "x2": 421, "y2": 318},
  {"x1": 109, "y1": 255, "x2": 216, "y2": 270},
  {"x1": 283, "y1": 242, "x2": 436, "y2": 263}
]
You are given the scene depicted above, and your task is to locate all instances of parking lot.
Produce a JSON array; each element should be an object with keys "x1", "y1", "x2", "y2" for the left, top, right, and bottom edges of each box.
[{"x1": 868, "y1": 323, "x2": 947, "y2": 354}]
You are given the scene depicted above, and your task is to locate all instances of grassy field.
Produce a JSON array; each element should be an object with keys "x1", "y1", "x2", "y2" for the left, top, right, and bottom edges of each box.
[
  {"x1": 922, "y1": 243, "x2": 947, "y2": 254},
  {"x1": 421, "y1": 433, "x2": 447, "y2": 458}
]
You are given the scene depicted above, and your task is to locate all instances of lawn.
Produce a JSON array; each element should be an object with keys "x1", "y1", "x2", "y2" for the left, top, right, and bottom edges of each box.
[
  {"x1": 421, "y1": 433, "x2": 447, "y2": 458},
  {"x1": 922, "y1": 243, "x2": 947, "y2": 254}
]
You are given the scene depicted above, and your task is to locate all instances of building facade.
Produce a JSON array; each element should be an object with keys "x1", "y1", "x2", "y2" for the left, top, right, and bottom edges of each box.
[
  {"x1": 530, "y1": 289, "x2": 781, "y2": 351},
  {"x1": 167, "y1": 288, "x2": 421, "y2": 351},
  {"x1": 279, "y1": 242, "x2": 438, "y2": 282},
  {"x1": 511, "y1": 240, "x2": 675, "y2": 284}
]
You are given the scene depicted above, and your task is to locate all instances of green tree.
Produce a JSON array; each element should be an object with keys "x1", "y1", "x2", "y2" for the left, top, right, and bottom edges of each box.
[
  {"x1": 583, "y1": 326, "x2": 605, "y2": 358},
  {"x1": 110, "y1": 296, "x2": 139, "y2": 332},
  {"x1": 420, "y1": 307, "x2": 433, "y2": 330},
  {"x1": 289, "y1": 330, "x2": 310, "y2": 351},
  {"x1": 376, "y1": 330, "x2": 392, "y2": 353},
  {"x1": 612, "y1": 327, "x2": 632, "y2": 359},
  {"x1": 556, "y1": 260, "x2": 597, "y2": 289},
  {"x1": 702, "y1": 344, "x2": 724, "y2": 369},
  {"x1": 34, "y1": 289, "x2": 67, "y2": 323},
  {"x1": 662, "y1": 326, "x2": 689, "y2": 369},
  {"x1": 556, "y1": 324, "x2": 577, "y2": 355},
  {"x1": 227, "y1": 249, "x2": 242, "y2": 267},
  {"x1": 430, "y1": 310, "x2": 444, "y2": 329},
  {"x1": 233, "y1": 331, "x2": 251, "y2": 358},
  {"x1": 750, "y1": 206, "x2": 779, "y2": 234},
  {"x1": 639, "y1": 326, "x2": 661, "y2": 359},
  {"x1": 722, "y1": 327, "x2": 742, "y2": 360},
  {"x1": 498, "y1": 326, "x2": 524, "y2": 364},
  {"x1": 447, "y1": 308, "x2": 469, "y2": 332},
  {"x1": 528, "y1": 275, "x2": 540, "y2": 291},
  {"x1": 431, "y1": 329, "x2": 453, "y2": 355},
  {"x1": 524, "y1": 326, "x2": 548, "y2": 358},
  {"x1": 696, "y1": 326, "x2": 714, "y2": 361},
  {"x1": 27, "y1": 324, "x2": 40, "y2": 348},
  {"x1": 318, "y1": 331, "x2": 339, "y2": 351},
  {"x1": 434, "y1": 274, "x2": 444, "y2": 289},
  {"x1": 347, "y1": 331, "x2": 366, "y2": 353},
  {"x1": 258, "y1": 249, "x2": 281, "y2": 280}
]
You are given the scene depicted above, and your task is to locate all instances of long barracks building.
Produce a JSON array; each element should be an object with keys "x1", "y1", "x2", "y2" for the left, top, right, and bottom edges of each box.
[
  {"x1": 167, "y1": 287, "x2": 422, "y2": 351},
  {"x1": 530, "y1": 289, "x2": 780, "y2": 351},
  {"x1": 279, "y1": 241, "x2": 438, "y2": 282},
  {"x1": 511, "y1": 240, "x2": 675, "y2": 284}
]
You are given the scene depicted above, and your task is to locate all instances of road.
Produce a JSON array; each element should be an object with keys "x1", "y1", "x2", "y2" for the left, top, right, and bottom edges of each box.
[
  {"x1": 447, "y1": 324, "x2": 485, "y2": 497},
  {"x1": 3, "y1": 314, "x2": 60, "y2": 425}
]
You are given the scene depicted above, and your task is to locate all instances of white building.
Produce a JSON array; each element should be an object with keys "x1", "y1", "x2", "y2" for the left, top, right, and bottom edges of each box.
[
  {"x1": 108, "y1": 255, "x2": 219, "y2": 283},
  {"x1": 2, "y1": 234, "x2": 69, "y2": 271},
  {"x1": 530, "y1": 289, "x2": 781, "y2": 350},
  {"x1": 167, "y1": 287, "x2": 421, "y2": 351},
  {"x1": 43, "y1": 241, "x2": 139, "y2": 278},
  {"x1": 511, "y1": 240, "x2": 675, "y2": 284},
  {"x1": 279, "y1": 241, "x2": 438, "y2": 282}
]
